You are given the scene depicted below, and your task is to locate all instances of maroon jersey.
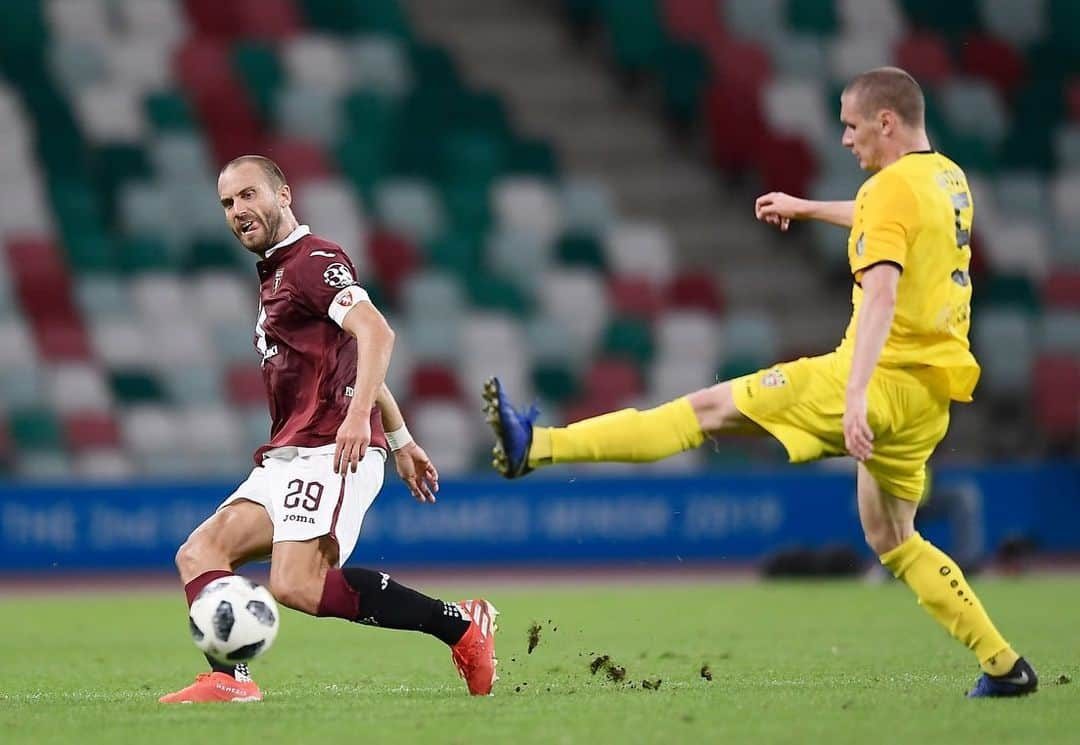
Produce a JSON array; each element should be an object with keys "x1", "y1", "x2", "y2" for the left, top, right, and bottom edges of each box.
[{"x1": 251, "y1": 226, "x2": 387, "y2": 464}]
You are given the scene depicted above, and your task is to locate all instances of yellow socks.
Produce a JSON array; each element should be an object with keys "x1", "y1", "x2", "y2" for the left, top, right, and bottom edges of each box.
[
  {"x1": 527, "y1": 397, "x2": 705, "y2": 467},
  {"x1": 881, "y1": 532, "x2": 1019, "y2": 675}
]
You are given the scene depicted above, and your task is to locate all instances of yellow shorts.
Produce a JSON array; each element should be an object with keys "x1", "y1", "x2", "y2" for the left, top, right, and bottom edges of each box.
[{"x1": 731, "y1": 352, "x2": 951, "y2": 501}]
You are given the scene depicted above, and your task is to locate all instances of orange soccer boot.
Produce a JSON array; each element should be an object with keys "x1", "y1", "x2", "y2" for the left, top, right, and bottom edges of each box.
[
  {"x1": 158, "y1": 672, "x2": 262, "y2": 703},
  {"x1": 451, "y1": 599, "x2": 499, "y2": 695}
]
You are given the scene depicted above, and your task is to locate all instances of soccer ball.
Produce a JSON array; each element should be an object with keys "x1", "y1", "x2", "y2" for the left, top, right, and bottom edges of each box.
[{"x1": 189, "y1": 576, "x2": 279, "y2": 665}]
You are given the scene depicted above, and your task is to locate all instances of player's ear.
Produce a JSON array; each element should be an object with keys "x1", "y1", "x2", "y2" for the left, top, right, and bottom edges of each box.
[{"x1": 278, "y1": 183, "x2": 292, "y2": 209}]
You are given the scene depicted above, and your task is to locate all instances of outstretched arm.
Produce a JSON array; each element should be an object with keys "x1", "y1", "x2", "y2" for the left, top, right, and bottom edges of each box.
[
  {"x1": 843, "y1": 263, "x2": 900, "y2": 462},
  {"x1": 755, "y1": 192, "x2": 856, "y2": 230},
  {"x1": 376, "y1": 383, "x2": 439, "y2": 503},
  {"x1": 336, "y1": 302, "x2": 394, "y2": 474}
]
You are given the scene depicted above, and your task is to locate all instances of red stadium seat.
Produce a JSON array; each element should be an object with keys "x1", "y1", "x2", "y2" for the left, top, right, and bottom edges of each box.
[
  {"x1": 64, "y1": 412, "x2": 121, "y2": 452},
  {"x1": 1043, "y1": 272, "x2": 1080, "y2": 309},
  {"x1": 183, "y1": 0, "x2": 300, "y2": 41},
  {"x1": 705, "y1": 80, "x2": 767, "y2": 171},
  {"x1": 5, "y1": 236, "x2": 67, "y2": 284},
  {"x1": 174, "y1": 38, "x2": 233, "y2": 95},
  {"x1": 1032, "y1": 355, "x2": 1080, "y2": 442},
  {"x1": 1067, "y1": 78, "x2": 1080, "y2": 123},
  {"x1": 261, "y1": 138, "x2": 334, "y2": 187},
  {"x1": 709, "y1": 37, "x2": 771, "y2": 92},
  {"x1": 608, "y1": 276, "x2": 665, "y2": 320},
  {"x1": 661, "y1": 0, "x2": 722, "y2": 43},
  {"x1": 367, "y1": 230, "x2": 421, "y2": 300},
  {"x1": 226, "y1": 363, "x2": 266, "y2": 405},
  {"x1": 756, "y1": 133, "x2": 817, "y2": 197},
  {"x1": 583, "y1": 357, "x2": 643, "y2": 404},
  {"x1": 33, "y1": 318, "x2": 92, "y2": 362},
  {"x1": 960, "y1": 34, "x2": 1026, "y2": 97},
  {"x1": 894, "y1": 32, "x2": 954, "y2": 88},
  {"x1": 666, "y1": 271, "x2": 724, "y2": 312},
  {"x1": 409, "y1": 363, "x2": 462, "y2": 401}
]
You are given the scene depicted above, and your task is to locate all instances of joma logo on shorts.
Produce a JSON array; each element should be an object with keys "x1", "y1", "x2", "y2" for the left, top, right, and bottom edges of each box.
[{"x1": 283, "y1": 514, "x2": 316, "y2": 525}]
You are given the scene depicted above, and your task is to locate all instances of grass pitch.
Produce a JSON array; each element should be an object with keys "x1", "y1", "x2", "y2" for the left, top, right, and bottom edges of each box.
[{"x1": 1, "y1": 576, "x2": 1076, "y2": 745}]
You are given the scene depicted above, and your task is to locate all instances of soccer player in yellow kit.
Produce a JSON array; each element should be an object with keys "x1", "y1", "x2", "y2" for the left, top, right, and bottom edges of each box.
[{"x1": 483, "y1": 67, "x2": 1037, "y2": 697}]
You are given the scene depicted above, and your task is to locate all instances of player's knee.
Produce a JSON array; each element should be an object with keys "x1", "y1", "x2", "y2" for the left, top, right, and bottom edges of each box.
[
  {"x1": 270, "y1": 573, "x2": 320, "y2": 615},
  {"x1": 175, "y1": 532, "x2": 227, "y2": 581},
  {"x1": 863, "y1": 525, "x2": 906, "y2": 555},
  {"x1": 175, "y1": 537, "x2": 203, "y2": 578}
]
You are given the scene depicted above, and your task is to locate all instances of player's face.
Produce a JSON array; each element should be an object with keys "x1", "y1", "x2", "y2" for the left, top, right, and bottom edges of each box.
[
  {"x1": 839, "y1": 92, "x2": 883, "y2": 172},
  {"x1": 218, "y1": 162, "x2": 288, "y2": 255}
]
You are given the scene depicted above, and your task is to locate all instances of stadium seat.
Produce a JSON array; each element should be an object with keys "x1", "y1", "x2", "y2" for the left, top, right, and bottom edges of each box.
[
  {"x1": 722, "y1": 312, "x2": 779, "y2": 372},
  {"x1": 656, "y1": 310, "x2": 723, "y2": 367},
  {"x1": 724, "y1": 0, "x2": 786, "y2": 46},
  {"x1": 559, "y1": 178, "x2": 616, "y2": 238},
  {"x1": 939, "y1": 78, "x2": 1008, "y2": 146},
  {"x1": 374, "y1": 178, "x2": 446, "y2": 246},
  {"x1": 608, "y1": 276, "x2": 665, "y2": 320},
  {"x1": 767, "y1": 34, "x2": 830, "y2": 82},
  {"x1": 1032, "y1": 354, "x2": 1080, "y2": 444},
  {"x1": 959, "y1": 34, "x2": 1026, "y2": 97},
  {"x1": 47, "y1": 364, "x2": 112, "y2": 413},
  {"x1": 666, "y1": 272, "x2": 724, "y2": 312},
  {"x1": 225, "y1": 363, "x2": 265, "y2": 406},
  {"x1": 64, "y1": 412, "x2": 121, "y2": 452},
  {"x1": 275, "y1": 84, "x2": 342, "y2": 147},
  {"x1": 160, "y1": 364, "x2": 226, "y2": 405},
  {"x1": 348, "y1": 35, "x2": 412, "y2": 97},
  {"x1": 91, "y1": 319, "x2": 151, "y2": 368},
  {"x1": 1043, "y1": 273, "x2": 1080, "y2": 308},
  {"x1": 283, "y1": 34, "x2": 350, "y2": 95},
  {"x1": 48, "y1": 39, "x2": 108, "y2": 95},
  {"x1": 827, "y1": 35, "x2": 891, "y2": 84},
  {"x1": 980, "y1": 219, "x2": 1049, "y2": 279},
  {"x1": 0, "y1": 366, "x2": 44, "y2": 409},
  {"x1": 15, "y1": 451, "x2": 71, "y2": 480},
  {"x1": 978, "y1": 0, "x2": 1047, "y2": 47},
  {"x1": 994, "y1": 172, "x2": 1048, "y2": 221},
  {"x1": 73, "y1": 448, "x2": 136, "y2": 479},
  {"x1": 660, "y1": 0, "x2": 722, "y2": 44},
  {"x1": 787, "y1": 0, "x2": 840, "y2": 36},
  {"x1": 582, "y1": 357, "x2": 644, "y2": 406},
  {"x1": 492, "y1": 177, "x2": 563, "y2": 246},
  {"x1": 404, "y1": 315, "x2": 462, "y2": 365},
  {"x1": 459, "y1": 311, "x2": 531, "y2": 396},
  {"x1": 650, "y1": 355, "x2": 717, "y2": 402},
  {"x1": 409, "y1": 400, "x2": 476, "y2": 475},
  {"x1": 973, "y1": 308, "x2": 1035, "y2": 397},
  {"x1": 1040, "y1": 311, "x2": 1080, "y2": 355},
  {"x1": 603, "y1": 221, "x2": 676, "y2": 283},
  {"x1": 526, "y1": 313, "x2": 585, "y2": 366},
  {"x1": 538, "y1": 268, "x2": 610, "y2": 356},
  {"x1": 600, "y1": 0, "x2": 668, "y2": 72},
  {"x1": 894, "y1": 32, "x2": 955, "y2": 89},
  {"x1": 8, "y1": 407, "x2": 64, "y2": 452},
  {"x1": 46, "y1": 0, "x2": 111, "y2": 45},
  {"x1": 602, "y1": 317, "x2": 655, "y2": 367},
  {"x1": 182, "y1": 406, "x2": 244, "y2": 456},
  {"x1": 0, "y1": 318, "x2": 42, "y2": 369},
  {"x1": 408, "y1": 362, "x2": 462, "y2": 402},
  {"x1": 487, "y1": 227, "x2": 554, "y2": 293},
  {"x1": 367, "y1": 230, "x2": 421, "y2": 301}
]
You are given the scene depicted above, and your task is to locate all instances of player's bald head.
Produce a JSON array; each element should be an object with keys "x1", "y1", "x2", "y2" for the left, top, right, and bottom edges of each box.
[
  {"x1": 844, "y1": 67, "x2": 925, "y2": 128},
  {"x1": 220, "y1": 155, "x2": 287, "y2": 190}
]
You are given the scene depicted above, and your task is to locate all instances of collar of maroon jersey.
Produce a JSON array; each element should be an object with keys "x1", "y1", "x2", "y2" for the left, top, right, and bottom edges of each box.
[{"x1": 260, "y1": 224, "x2": 312, "y2": 263}]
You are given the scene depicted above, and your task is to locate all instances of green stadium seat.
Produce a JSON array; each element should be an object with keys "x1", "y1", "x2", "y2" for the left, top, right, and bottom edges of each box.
[
  {"x1": 7, "y1": 408, "x2": 63, "y2": 452},
  {"x1": 117, "y1": 236, "x2": 173, "y2": 274},
  {"x1": 91, "y1": 143, "x2": 152, "y2": 223},
  {"x1": 505, "y1": 138, "x2": 559, "y2": 178},
  {"x1": 442, "y1": 180, "x2": 492, "y2": 235},
  {"x1": 63, "y1": 231, "x2": 117, "y2": 273},
  {"x1": 49, "y1": 180, "x2": 105, "y2": 248},
  {"x1": 144, "y1": 90, "x2": 197, "y2": 131},
  {"x1": 0, "y1": 0, "x2": 47, "y2": 63},
  {"x1": 656, "y1": 42, "x2": 708, "y2": 123},
  {"x1": 467, "y1": 273, "x2": 531, "y2": 316},
  {"x1": 109, "y1": 369, "x2": 168, "y2": 404},
  {"x1": 786, "y1": 0, "x2": 839, "y2": 35},
  {"x1": 439, "y1": 130, "x2": 506, "y2": 188},
  {"x1": 427, "y1": 232, "x2": 482, "y2": 278},
  {"x1": 976, "y1": 274, "x2": 1042, "y2": 313},
  {"x1": 900, "y1": 0, "x2": 978, "y2": 36},
  {"x1": 232, "y1": 42, "x2": 284, "y2": 122},
  {"x1": 979, "y1": 0, "x2": 1047, "y2": 47},
  {"x1": 600, "y1": 0, "x2": 667, "y2": 71},
  {"x1": 556, "y1": 232, "x2": 607, "y2": 270},
  {"x1": 601, "y1": 317, "x2": 655, "y2": 366},
  {"x1": 532, "y1": 363, "x2": 580, "y2": 404}
]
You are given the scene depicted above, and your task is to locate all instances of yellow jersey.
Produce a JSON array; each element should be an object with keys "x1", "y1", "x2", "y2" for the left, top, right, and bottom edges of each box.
[{"x1": 835, "y1": 151, "x2": 981, "y2": 402}]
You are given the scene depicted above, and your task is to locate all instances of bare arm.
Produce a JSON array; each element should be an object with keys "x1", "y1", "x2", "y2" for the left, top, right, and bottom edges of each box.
[
  {"x1": 755, "y1": 192, "x2": 856, "y2": 230},
  {"x1": 375, "y1": 381, "x2": 440, "y2": 503},
  {"x1": 334, "y1": 302, "x2": 395, "y2": 474},
  {"x1": 843, "y1": 263, "x2": 901, "y2": 461}
]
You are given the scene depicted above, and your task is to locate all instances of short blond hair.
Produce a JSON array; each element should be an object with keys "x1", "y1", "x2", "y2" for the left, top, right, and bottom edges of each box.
[
  {"x1": 844, "y1": 67, "x2": 925, "y2": 127},
  {"x1": 220, "y1": 155, "x2": 287, "y2": 189}
]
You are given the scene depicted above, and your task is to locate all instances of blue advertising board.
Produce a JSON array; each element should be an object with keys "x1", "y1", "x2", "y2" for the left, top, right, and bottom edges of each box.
[{"x1": 0, "y1": 463, "x2": 1076, "y2": 571}]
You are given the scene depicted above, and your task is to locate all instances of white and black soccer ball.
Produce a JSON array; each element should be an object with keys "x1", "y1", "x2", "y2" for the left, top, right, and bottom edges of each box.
[{"x1": 189, "y1": 576, "x2": 279, "y2": 665}]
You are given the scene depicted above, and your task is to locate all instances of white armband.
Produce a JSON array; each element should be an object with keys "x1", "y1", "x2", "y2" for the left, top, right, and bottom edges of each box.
[
  {"x1": 328, "y1": 285, "x2": 371, "y2": 327},
  {"x1": 385, "y1": 424, "x2": 413, "y2": 452}
]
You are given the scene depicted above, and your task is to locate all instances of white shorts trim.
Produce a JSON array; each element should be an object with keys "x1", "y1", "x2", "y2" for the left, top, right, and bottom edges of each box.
[{"x1": 218, "y1": 447, "x2": 386, "y2": 565}]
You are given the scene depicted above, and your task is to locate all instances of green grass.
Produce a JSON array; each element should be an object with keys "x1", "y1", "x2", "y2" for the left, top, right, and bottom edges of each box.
[{"x1": 1, "y1": 577, "x2": 1077, "y2": 744}]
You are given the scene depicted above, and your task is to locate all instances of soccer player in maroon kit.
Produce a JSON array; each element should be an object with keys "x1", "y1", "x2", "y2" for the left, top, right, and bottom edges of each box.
[{"x1": 159, "y1": 156, "x2": 497, "y2": 703}]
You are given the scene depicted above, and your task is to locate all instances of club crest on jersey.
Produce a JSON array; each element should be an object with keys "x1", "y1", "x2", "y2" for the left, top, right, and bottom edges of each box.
[
  {"x1": 323, "y1": 262, "x2": 355, "y2": 289},
  {"x1": 855, "y1": 232, "x2": 865, "y2": 257},
  {"x1": 272, "y1": 267, "x2": 284, "y2": 294},
  {"x1": 761, "y1": 368, "x2": 787, "y2": 388},
  {"x1": 336, "y1": 290, "x2": 355, "y2": 307}
]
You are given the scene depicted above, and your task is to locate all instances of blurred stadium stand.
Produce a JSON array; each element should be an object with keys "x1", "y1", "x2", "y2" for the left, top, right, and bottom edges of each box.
[{"x1": 0, "y1": 0, "x2": 1076, "y2": 482}]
